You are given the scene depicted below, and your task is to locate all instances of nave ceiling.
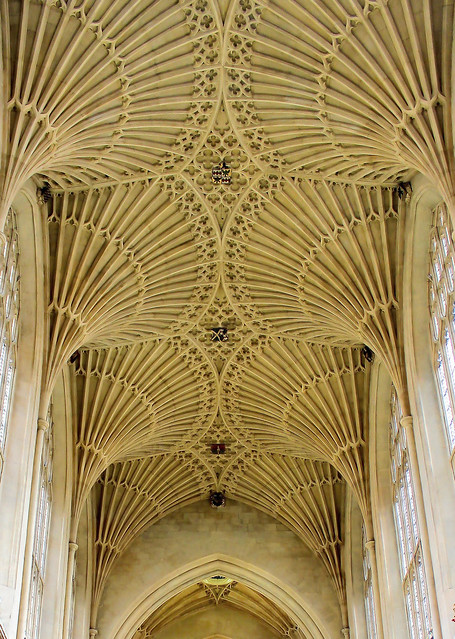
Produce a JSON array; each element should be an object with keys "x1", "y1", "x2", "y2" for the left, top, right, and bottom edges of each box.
[{"x1": 1, "y1": 0, "x2": 453, "y2": 635}]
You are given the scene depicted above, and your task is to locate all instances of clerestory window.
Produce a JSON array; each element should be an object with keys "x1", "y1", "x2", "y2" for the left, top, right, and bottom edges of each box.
[
  {"x1": 390, "y1": 388, "x2": 432, "y2": 639},
  {"x1": 0, "y1": 209, "x2": 20, "y2": 479},
  {"x1": 429, "y1": 202, "x2": 455, "y2": 469}
]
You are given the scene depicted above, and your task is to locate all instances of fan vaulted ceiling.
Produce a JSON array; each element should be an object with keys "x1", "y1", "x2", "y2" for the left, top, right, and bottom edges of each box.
[
  {"x1": 132, "y1": 578, "x2": 306, "y2": 638},
  {"x1": 1, "y1": 0, "x2": 452, "y2": 635}
]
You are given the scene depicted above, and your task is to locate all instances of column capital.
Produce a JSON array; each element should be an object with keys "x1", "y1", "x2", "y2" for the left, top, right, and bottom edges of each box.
[
  {"x1": 400, "y1": 415, "x2": 413, "y2": 430},
  {"x1": 37, "y1": 418, "x2": 49, "y2": 432},
  {"x1": 69, "y1": 542, "x2": 79, "y2": 553},
  {"x1": 365, "y1": 539, "x2": 375, "y2": 552},
  {"x1": 341, "y1": 627, "x2": 350, "y2": 639},
  {"x1": 89, "y1": 629, "x2": 98, "y2": 638}
]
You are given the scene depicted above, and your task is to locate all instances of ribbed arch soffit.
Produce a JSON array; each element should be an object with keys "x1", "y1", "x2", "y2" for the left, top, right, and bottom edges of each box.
[
  {"x1": 131, "y1": 580, "x2": 307, "y2": 639},
  {"x1": 89, "y1": 455, "x2": 349, "y2": 625}
]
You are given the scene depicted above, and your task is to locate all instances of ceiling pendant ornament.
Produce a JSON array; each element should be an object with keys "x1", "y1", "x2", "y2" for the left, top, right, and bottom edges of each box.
[
  {"x1": 0, "y1": 0, "x2": 222, "y2": 222},
  {"x1": 210, "y1": 326, "x2": 229, "y2": 342},
  {"x1": 22, "y1": 1, "x2": 453, "y2": 635},
  {"x1": 211, "y1": 160, "x2": 232, "y2": 185},
  {"x1": 184, "y1": 101, "x2": 260, "y2": 228},
  {"x1": 209, "y1": 491, "x2": 226, "y2": 508},
  {"x1": 210, "y1": 443, "x2": 226, "y2": 454},
  {"x1": 190, "y1": 410, "x2": 246, "y2": 489}
]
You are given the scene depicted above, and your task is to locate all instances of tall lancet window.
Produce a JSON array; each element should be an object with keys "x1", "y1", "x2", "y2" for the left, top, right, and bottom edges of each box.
[
  {"x1": 390, "y1": 389, "x2": 432, "y2": 639},
  {"x1": 429, "y1": 202, "x2": 455, "y2": 468},
  {"x1": 362, "y1": 524, "x2": 377, "y2": 639},
  {"x1": 26, "y1": 405, "x2": 53, "y2": 639},
  {"x1": 0, "y1": 209, "x2": 20, "y2": 478}
]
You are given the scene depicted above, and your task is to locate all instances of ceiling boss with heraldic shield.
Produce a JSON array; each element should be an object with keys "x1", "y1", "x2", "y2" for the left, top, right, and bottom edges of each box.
[{"x1": 0, "y1": 0, "x2": 453, "y2": 638}]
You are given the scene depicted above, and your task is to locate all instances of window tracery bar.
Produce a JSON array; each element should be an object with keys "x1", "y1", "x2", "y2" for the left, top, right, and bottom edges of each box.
[
  {"x1": 429, "y1": 202, "x2": 455, "y2": 466},
  {"x1": 390, "y1": 389, "x2": 432, "y2": 639},
  {"x1": 25, "y1": 406, "x2": 53, "y2": 639},
  {"x1": 362, "y1": 524, "x2": 377, "y2": 639},
  {"x1": 0, "y1": 208, "x2": 20, "y2": 478}
]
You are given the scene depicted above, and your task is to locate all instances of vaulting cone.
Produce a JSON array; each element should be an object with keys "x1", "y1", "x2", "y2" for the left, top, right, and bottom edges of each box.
[{"x1": 211, "y1": 160, "x2": 232, "y2": 185}]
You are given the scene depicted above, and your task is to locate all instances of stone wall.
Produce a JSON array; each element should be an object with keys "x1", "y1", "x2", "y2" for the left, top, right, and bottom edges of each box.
[{"x1": 97, "y1": 500, "x2": 341, "y2": 639}]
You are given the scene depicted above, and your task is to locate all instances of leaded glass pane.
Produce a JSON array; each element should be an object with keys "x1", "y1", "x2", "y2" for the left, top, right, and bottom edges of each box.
[
  {"x1": 390, "y1": 388, "x2": 433, "y2": 639},
  {"x1": 0, "y1": 209, "x2": 20, "y2": 477},
  {"x1": 429, "y1": 203, "x2": 455, "y2": 464}
]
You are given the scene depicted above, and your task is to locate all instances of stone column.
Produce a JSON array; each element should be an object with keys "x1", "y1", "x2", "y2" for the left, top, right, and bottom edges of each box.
[
  {"x1": 62, "y1": 541, "x2": 79, "y2": 639},
  {"x1": 16, "y1": 417, "x2": 49, "y2": 639}
]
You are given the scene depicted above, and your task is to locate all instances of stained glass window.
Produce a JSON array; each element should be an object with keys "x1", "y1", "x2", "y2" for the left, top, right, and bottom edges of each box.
[
  {"x1": 390, "y1": 389, "x2": 432, "y2": 639},
  {"x1": 26, "y1": 407, "x2": 53, "y2": 639},
  {"x1": 0, "y1": 209, "x2": 20, "y2": 478},
  {"x1": 429, "y1": 203, "x2": 455, "y2": 467}
]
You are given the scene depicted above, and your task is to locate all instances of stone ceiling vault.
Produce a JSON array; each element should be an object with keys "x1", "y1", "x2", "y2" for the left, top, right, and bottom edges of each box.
[
  {"x1": 1, "y1": 0, "x2": 453, "y2": 636},
  {"x1": 132, "y1": 580, "x2": 307, "y2": 639}
]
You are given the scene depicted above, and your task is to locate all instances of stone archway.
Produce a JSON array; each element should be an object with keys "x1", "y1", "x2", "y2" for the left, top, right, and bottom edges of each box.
[{"x1": 111, "y1": 555, "x2": 329, "y2": 639}]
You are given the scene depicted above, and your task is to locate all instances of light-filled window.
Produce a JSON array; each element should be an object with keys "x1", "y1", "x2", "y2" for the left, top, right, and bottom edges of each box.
[
  {"x1": 26, "y1": 407, "x2": 53, "y2": 639},
  {"x1": 0, "y1": 209, "x2": 20, "y2": 478},
  {"x1": 362, "y1": 524, "x2": 377, "y2": 639},
  {"x1": 429, "y1": 202, "x2": 455, "y2": 468},
  {"x1": 390, "y1": 389, "x2": 432, "y2": 639}
]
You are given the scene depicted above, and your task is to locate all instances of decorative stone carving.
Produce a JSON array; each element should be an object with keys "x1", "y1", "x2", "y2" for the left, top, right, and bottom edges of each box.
[
  {"x1": 185, "y1": 101, "x2": 260, "y2": 228},
  {"x1": 5, "y1": 1, "x2": 450, "y2": 634}
]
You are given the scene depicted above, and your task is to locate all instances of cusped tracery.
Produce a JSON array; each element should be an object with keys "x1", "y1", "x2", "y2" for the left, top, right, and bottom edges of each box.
[
  {"x1": 45, "y1": 178, "x2": 219, "y2": 395},
  {"x1": 0, "y1": 0, "x2": 222, "y2": 217},
  {"x1": 224, "y1": 0, "x2": 454, "y2": 205},
  {"x1": 71, "y1": 338, "x2": 217, "y2": 523},
  {"x1": 224, "y1": 176, "x2": 405, "y2": 387},
  {"x1": 221, "y1": 337, "x2": 370, "y2": 503}
]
